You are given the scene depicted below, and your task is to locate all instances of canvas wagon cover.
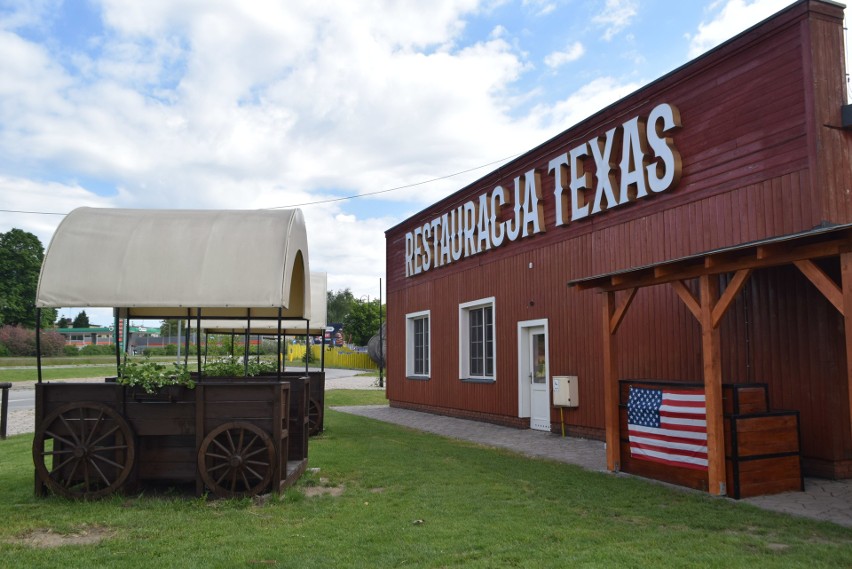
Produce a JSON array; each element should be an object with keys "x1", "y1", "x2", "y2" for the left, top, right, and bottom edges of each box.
[
  {"x1": 198, "y1": 272, "x2": 328, "y2": 335},
  {"x1": 36, "y1": 207, "x2": 310, "y2": 319}
]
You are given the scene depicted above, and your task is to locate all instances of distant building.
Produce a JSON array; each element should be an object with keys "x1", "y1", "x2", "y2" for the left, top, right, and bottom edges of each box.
[{"x1": 57, "y1": 325, "x2": 162, "y2": 350}]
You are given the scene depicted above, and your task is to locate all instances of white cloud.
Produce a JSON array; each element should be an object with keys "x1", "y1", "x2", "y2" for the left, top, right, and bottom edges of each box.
[
  {"x1": 544, "y1": 41, "x2": 585, "y2": 68},
  {"x1": 687, "y1": 0, "x2": 796, "y2": 58},
  {"x1": 0, "y1": 0, "x2": 660, "y2": 305},
  {"x1": 592, "y1": 0, "x2": 638, "y2": 41},
  {"x1": 526, "y1": 76, "x2": 644, "y2": 133},
  {"x1": 0, "y1": 2, "x2": 524, "y2": 293},
  {"x1": 522, "y1": 0, "x2": 558, "y2": 17}
]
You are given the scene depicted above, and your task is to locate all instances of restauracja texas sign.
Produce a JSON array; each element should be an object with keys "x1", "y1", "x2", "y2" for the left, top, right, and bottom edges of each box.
[{"x1": 404, "y1": 102, "x2": 683, "y2": 278}]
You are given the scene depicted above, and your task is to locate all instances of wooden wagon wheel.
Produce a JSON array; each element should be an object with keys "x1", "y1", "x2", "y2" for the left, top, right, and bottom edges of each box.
[
  {"x1": 308, "y1": 397, "x2": 323, "y2": 436},
  {"x1": 32, "y1": 402, "x2": 135, "y2": 499},
  {"x1": 198, "y1": 422, "x2": 276, "y2": 499}
]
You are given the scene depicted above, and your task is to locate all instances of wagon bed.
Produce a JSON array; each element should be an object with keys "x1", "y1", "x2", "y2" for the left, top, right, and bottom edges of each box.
[{"x1": 33, "y1": 377, "x2": 310, "y2": 499}]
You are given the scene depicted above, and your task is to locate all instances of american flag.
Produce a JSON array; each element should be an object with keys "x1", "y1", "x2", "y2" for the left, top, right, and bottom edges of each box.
[{"x1": 627, "y1": 386, "x2": 708, "y2": 471}]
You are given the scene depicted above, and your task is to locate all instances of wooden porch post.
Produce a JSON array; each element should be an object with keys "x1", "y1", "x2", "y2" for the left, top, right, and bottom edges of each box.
[
  {"x1": 842, "y1": 252, "x2": 852, "y2": 444},
  {"x1": 602, "y1": 288, "x2": 637, "y2": 472},
  {"x1": 699, "y1": 274, "x2": 726, "y2": 496},
  {"x1": 603, "y1": 291, "x2": 619, "y2": 471}
]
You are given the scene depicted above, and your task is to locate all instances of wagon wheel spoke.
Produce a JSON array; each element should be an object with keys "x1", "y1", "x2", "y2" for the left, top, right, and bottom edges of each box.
[
  {"x1": 59, "y1": 456, "x2": 82, "y2": 485},
  {"x1": 48, "y1": 453, "x2": 78, "y2": 476},
  {"x1": 33, "y1": 402, "x2": 135, "y2": 500},
  {"x1": 242, "y1": 445, "x2": 269, "y2": 460},
  {"x1": 204, "y1": 451, "x2": 230, "y2": 461},
  {"x1": 45, "y1": 428, "x2": 79, "y2": 449},
  {"x1": 90, "y1": 452, "x2": 128, "y2": 471},
  {"x1": 211, "y1": 438, "x2": 231, "y2": 456},
  {"x1": 88, "y1": 458, "x2": 112, "y2": 487},
  {"x1": 83, "y1": 409, "x2": 106, "y2": 446},
  {"x1": 207, "y1": 462, "x2": 231, "y2": 474},
  {"x1": 199, "y1": 423, "x2": 275, "y2": 499},
  {"x1": 243, "y1": 465, "x2": 265, "y2": 482},
  {"x1": 88, "y1": 423, "x2": 120, "y2": 448},
  {"x1": 308, "y1": 398, "x2": 322, "y2": 435}
]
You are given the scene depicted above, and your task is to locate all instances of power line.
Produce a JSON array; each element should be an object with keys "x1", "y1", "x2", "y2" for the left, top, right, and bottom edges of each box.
[
  {"x1": 266, "y1": 153, "x2": 520, "y2": 209},
  {"x1": 0, "y1": 208, "x2": 67, "y2": 216},
  {"x1": 0, "y1": 152, "x2": 522, "y2": 217}
]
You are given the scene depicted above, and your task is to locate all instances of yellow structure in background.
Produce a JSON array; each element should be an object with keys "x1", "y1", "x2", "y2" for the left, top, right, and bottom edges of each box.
[{"x1": 286, "y1": 344, "x2": 378, "y2": 370}]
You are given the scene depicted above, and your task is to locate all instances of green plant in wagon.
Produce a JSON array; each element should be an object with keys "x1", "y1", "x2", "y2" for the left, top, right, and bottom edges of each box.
[{"x1": 118, "y1": 358, "x2": 194, "y2": 393}]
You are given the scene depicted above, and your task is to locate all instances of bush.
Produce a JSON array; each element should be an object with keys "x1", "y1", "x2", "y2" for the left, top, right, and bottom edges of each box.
[
  {"x1": 39, "y1": 330, "x2": 65, "y2": 356},
  {"x1": 0, "y1": 325, "x2": 34, "y2": 356},
  {"x1": 141, "y1": 344, "x2": 197, "y2": 357},
  {"x1": 63, "y1": 345, "x2": 80, "y2": 356},
  {"x1": 79, "y1": 344, "x2": 115, "y2": 356},
  {"x1": 0, "y1": 325, "x2": 64, "y2": 356}
]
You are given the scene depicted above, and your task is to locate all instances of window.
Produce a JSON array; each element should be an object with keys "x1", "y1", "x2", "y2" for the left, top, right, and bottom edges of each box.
[
  {"x1": 459, "y1": 297, "x2": 495, "y2": 381},
  {"x1": 406, "y1": 310, "x2": 430, "y2": 378}
]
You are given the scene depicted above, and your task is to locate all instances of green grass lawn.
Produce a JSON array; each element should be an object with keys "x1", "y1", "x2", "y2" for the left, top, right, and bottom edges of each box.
[
  {"x1": 326, "y1": 389, "x2": 387, "y2": 406},
  {"x1": 0, "y1": 365, "x2": 119, "y2": 382},
  {"x1": 0, "y1": 392, "x2": 849, "y2": 568}
]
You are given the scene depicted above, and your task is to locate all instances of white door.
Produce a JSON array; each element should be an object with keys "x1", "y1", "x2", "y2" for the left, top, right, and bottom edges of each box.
[{"x1": 529, "y1": 329, "x2": 550, "y2": 431}]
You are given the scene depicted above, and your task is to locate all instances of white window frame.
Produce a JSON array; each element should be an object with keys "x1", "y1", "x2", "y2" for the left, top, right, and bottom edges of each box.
[
  {"x1": 405, "y1": 310, "x2": 431, "y2": 379},
  {"x1": 459, "y1": 297, "x2": 496, "y2": 382}
]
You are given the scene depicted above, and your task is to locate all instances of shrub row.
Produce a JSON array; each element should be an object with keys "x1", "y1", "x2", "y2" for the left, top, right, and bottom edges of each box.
[{"x1": 0, "y1": 325, "x2": 65, "y2": 357}]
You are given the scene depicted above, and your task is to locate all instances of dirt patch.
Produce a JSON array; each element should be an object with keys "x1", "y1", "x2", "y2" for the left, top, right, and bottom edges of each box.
[
  {"x1": 12, "y1": 525, "x2": 114, "y2": 548},
  {"x1": 767, "y1": 543, "x2": 790, "y2": 552},
  {"x1": 302, "y1": 484, "x2": 345, "y2": 498}
]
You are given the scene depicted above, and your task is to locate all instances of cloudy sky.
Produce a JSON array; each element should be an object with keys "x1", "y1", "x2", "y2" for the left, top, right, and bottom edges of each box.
[{"x1": 1, "y1": 0, "x2": 843, "y2": 325}]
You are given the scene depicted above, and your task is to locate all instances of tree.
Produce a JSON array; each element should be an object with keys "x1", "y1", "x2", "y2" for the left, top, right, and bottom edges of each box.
[
  {"x1": 342, "y1": 299, "x2": 382, "y2": 346},
  {"x1": 0, "y1": 228, "x2": 53, "y2": 328},
  {"x1": 57, "y1": 316, "x2": 72, "y2": 328},
  {"x1": 326, "y1": 288, "x2": 356, "y2": 324},
  {"x1": 72, "y1": 310, "x2": 90, "y2": 328}
]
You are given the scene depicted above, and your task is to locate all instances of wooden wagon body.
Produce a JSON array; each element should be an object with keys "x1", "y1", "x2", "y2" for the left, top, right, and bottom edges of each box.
[{"x1": 33, "y1": 376, "x2": 310, "y2": 499}]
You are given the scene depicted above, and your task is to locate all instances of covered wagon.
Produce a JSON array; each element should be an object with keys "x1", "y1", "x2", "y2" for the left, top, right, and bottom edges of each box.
[{"x1": 32, "y1": 207, "x2": 314, "y2": 499}]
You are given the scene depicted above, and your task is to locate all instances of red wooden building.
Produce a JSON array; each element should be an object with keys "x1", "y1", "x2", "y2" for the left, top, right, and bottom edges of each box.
[{"x1": 384, "y1": 0, "x2": 852, "y2": 497}]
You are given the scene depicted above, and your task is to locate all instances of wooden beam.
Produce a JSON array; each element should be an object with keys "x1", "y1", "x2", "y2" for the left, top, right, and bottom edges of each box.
[
  {"x1": 704, "y1": 251, "x2": 747, "y2": 270},
  {"x1": 610, "y1": 288, "x2": 637, "y2": 334},
  {"x1": 711, "y1": 269, "x2": 753, "y2": 328},
  {"x1": 602, "y1": 292, "x2": 620, "y2": 472},
  {"x1": 794, "y1": 259, "x2": 844, "y2": 315},
  {"x1": 756, "y1": 243, "x2": 788, "y2": 260},
  {"x1": 670, "y1": 280, "x2": 701, "y2": 322},
  {"x1": 842, "y1": 253, "x2": 852, "y2": 448},
  {"x1": 587, "y1": 235, "x2": 852, "y2": 293},
  {"x1": 700, "y1": 274, "x2": 726, "y2": 496}
]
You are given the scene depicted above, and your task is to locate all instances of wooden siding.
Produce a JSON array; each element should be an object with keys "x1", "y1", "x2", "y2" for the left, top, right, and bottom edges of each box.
[{"x1": 386, "y1": 1, "x2": 852, "y2": 476}]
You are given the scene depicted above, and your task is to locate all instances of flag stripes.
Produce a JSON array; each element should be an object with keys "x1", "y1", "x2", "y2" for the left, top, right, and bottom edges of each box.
[{"x1": 627, "y1": 386, "x2": 708, "y2": 471}]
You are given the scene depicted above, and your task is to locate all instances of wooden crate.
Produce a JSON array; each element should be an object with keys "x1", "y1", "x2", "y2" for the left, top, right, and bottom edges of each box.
[{"x1": 618, "y1": 380, "x2": 803, "y2": 499}]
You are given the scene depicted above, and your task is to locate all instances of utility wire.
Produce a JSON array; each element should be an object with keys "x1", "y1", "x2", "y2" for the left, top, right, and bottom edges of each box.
[
  {"x1": 0, "y1": 209, "x2": 66, "y2": 216},
  {"x1": 0, "y1": 152, "x2": 521, "y2": 217},
  {"x1": 266, "y1": 152, "x2": 520, "y2": 209}
]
